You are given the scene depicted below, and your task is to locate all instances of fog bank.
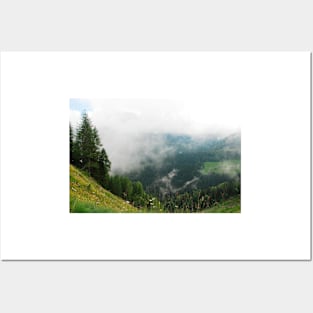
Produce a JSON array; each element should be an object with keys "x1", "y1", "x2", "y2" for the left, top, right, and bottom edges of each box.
[{"x1": 70, "y1": 99, "x2": 240, "y2": 173}]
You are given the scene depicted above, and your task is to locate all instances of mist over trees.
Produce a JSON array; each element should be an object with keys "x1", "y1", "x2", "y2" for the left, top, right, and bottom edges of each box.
[
  {"x1": 70, "y1": 112, "x2": 149, "y2": 208},
  {"x1": 70, "y1": 112, "x2": 241, "y2": 212}
]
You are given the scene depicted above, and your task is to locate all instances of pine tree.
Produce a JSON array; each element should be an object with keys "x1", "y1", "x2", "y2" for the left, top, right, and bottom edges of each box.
[
  {"x1": 75, "y1": 112, "x2": 101, "y2": 175},
  {"x1": 96, "y1": 148, "x2": 111, "y2": 188},
  {"x1": 132, "y1": 181, "x2": 144, "y2": 198},
  {"x1": 111, "y1": 176, "x2": 122, "y2": 197},
  {"x1": 121, "y1": 176, "x2": 133, "y2": 200},
  {"x1": 74, "y1": 112, "x2": 111, "y2": 186},
  {"x1": 101, "y1": 148, "x2": 111, "y2": 175}
]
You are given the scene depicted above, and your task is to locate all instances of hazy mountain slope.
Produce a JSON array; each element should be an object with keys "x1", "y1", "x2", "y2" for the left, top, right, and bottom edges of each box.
[{"x1": 126, "y1": 132, "x2": 241, "y2": 196}]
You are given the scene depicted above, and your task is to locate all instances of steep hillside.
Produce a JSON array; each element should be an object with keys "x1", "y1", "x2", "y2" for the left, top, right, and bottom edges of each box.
[
  {"x1": 70, "y1": 165, "x2": 140, "y2": 213},
  {"x1": 126, "y1": 132, "x2": 241, "y2": 196}
]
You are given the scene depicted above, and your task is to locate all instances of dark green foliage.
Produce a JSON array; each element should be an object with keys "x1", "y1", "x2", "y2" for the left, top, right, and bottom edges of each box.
[
  {"x1": 110, "y1": 176, "x2": 122, "y2": 197},
  {"x1": 163, "y1": 180, "x2": 240, "y2": 212},
  {"x1": 120, "y1": 176, "x2": 133, "y2": 200},
  {"x1": 75, "y1": 112, "x2": 101, "y2": 176},
  {"x1": 107, "y1": 176, "x2": 148, "y2": 208},
  {"x1": 131, "y1": 181, "x2": 146, "y2": 207},
  {"x1": 94, "y1": 148, "x2": 111, "y2": 188},
  {"x1": 132, "y1": 181, "x2": 144, "y2": 197},
  {"x1": 70, "y1": 123, "x2": 80, "y2": 166},
  {"x1": 70, "y1": 112, "x2": 111, "y2": 190}
]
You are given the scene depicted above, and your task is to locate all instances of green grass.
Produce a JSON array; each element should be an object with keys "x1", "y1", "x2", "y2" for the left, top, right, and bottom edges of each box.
[
  {"x1": 202, "y1": 196, "x2": 240, "y2": 213},
  {"x1": 200, "y1": 160, "x2": 240, "y2": 175},
  {"x1": 70, "y1": 165, "x2": 141, "y2": 213},
  {"x1": 70, "y1": 197, "x2": 117, "y2": 213}
]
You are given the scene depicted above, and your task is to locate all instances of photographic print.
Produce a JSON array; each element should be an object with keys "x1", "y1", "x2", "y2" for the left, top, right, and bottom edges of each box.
[
  {"x1": 1, "y1": 52, "x2": 310, "y2": 260},
  {"x1": 70, "y1": 99, "x2": 241, "y2": 213}
]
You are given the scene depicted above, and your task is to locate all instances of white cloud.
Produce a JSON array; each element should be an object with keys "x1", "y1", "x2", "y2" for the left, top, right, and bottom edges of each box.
[
  {"x1": 70, "y1": 99, "x2": 240, "y2": 173},
  {"x1": 69, "y1": 109, "x2": 81, "y2": 129}
]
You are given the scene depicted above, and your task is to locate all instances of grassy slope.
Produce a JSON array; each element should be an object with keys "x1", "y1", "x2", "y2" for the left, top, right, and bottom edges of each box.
[
  {"x1": 202, "y1": 195, "x2": 240, "y2": 213},
  {"x1": 70, "y1": 165, "x2": 140, "y2": 213}
]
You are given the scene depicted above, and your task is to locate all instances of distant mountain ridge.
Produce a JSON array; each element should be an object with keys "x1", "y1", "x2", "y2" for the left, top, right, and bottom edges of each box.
[{"x1": 125, "y1": 132, "x2": 241, "y2": 197}]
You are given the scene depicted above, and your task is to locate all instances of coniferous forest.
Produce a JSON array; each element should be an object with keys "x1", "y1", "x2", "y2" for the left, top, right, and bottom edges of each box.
[{"x1": 70, "y1": 112, "x2": 241, "y2": 213}]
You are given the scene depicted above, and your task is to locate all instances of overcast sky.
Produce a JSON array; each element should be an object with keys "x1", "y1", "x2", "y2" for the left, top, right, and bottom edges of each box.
[{"x1": 70, "y1": 98, "x2": 240, "y2": 173}]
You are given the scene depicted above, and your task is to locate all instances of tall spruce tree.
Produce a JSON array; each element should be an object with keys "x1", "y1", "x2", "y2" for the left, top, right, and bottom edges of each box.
[
  {"x1": 74, "y1": 112, "x2": 110, "y2": 182},
  {"x1": 75, "y1": 112, "x2": 99, "y2": 175},
  {"x1": 95, "y1": 148, "x2": 111, "y2": 188},
  {"x1": 111, "y1": 176, "x2": 122, "y2": 197},
  {"x1": 120, "y1": 176, "x2": 133, "y2": 200}
]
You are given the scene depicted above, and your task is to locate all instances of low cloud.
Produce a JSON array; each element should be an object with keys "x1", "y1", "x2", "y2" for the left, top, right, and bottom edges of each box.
[{"x1": 70, "y1": 99, "x2": 240, "y2": 174}]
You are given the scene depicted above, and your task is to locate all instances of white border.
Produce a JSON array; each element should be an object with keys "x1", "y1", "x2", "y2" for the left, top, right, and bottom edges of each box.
[{"x1": 0, "y1": 52, "x2": 310, "y2": 260}]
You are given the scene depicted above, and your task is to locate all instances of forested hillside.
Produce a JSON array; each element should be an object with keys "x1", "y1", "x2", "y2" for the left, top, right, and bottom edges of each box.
[
  {"x1": 70, "y1": 112, "x2": 241, "y2": 213},
  {"x1": 125, "y1": 133, "x2": 241, "y2": 199}
]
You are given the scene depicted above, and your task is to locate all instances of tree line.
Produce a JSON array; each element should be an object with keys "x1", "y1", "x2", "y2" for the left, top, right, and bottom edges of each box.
[
  {"x1": 70, "y1": 112, "x2": 151, "y2": 208},
  {"x1": 163, "y1": 180, "x2": 240, "y2": 212}
]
